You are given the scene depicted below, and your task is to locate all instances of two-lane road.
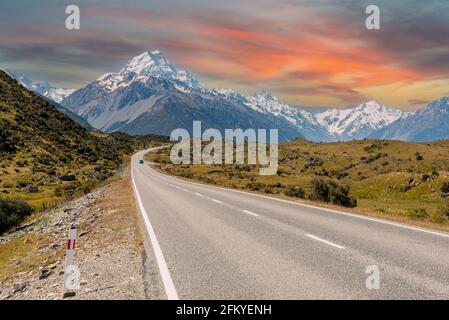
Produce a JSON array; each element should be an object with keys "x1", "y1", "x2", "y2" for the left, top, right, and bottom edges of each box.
[{"x1": 131, "y1": 150, "x2": 449, "y2": 299}]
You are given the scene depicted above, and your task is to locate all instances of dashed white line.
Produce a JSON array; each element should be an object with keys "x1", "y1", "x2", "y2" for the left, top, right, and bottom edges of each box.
[
  {"x1": 142, "y1": 159, "x2": 449, "y2": 240},
  {"x1": 194, "y1": 192, "x2": 203, "y2": 197},
  {"x1": 242, "y1": 209, "x2": 259, "y2": 217},
  {"x1": 212, "y1": 199, "x2": 223, "y2": 204},
  {"x1": 305, "y1": 234, "x2": 345, "y2": 250}
]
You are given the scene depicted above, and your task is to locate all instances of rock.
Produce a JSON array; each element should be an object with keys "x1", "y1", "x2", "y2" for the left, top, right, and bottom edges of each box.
[
  {"x1": 47, "y1": 262, "x2": 60, "y2": 270},
  {"x1": 39, "y1": 269, "x2": 52, "y2": 280},
  {"x1": 80, "y1": 280, "x2": 88, "y2": 286},
  {"x1": 49, "y1": 243, "x2": 59, "y2": 249},
  {"x1": 13, "y1": 282, "x2": 28, "y2": 293},
  {"x1": 27, "y1": 186, "x2": 39, "y2": 193},
  {"x1": 79, "y1": 231, "x2": 90, "y2": 237}
]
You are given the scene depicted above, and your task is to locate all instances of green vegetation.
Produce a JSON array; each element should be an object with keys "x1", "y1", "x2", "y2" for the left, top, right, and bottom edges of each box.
[
  {"x1": 0, "y1": 70, "x2": 168, "y2": 233},
  {"x1": 146, "y1": 138, "x2": 449, "y2": 227},
  {"x1": 0, "y1": 199, "x2": 33, "y2": 233},
  {"x1": 309, "y1": 178, "x2": 357, "y2": 208}
]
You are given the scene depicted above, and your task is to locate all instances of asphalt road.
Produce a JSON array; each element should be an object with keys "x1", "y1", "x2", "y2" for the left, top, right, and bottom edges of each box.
[{"x1": 131, "y1": 150, "x2": 449, "y2": 299}]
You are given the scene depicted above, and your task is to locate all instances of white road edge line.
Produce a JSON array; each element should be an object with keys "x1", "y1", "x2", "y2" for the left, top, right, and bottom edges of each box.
[
  {"x1": 242, "y1": 209, "x2": 259, "y2": 217},
  {"x1": 143, "y1": 160, "x2": 449, "y2": 239},
  {"x1": 131, "y1": 165, "x2": 179, "y2": 300},
  {"x1": 305, "y1": 234, "x2": 345, "y2": 250}
]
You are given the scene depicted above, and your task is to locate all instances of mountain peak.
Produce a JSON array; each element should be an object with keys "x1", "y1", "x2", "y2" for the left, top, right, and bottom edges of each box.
[
  {"x1": 427, "y1": 96, "x2": 449, "y2": 110},
  {"x1": 255, "y1": 90, "x2": 277, "y2": 100},
  {"x1": 122, "y1": 50, "x2": 171, "y2": 75},
  {"x1": 95, "y1": 50, "x2": 202, "y2": 92}
]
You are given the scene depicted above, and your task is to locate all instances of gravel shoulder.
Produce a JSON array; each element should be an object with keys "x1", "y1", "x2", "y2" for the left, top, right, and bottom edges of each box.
[{"x1": 0, "y1": 164, "x2": 164, "y2": 300}]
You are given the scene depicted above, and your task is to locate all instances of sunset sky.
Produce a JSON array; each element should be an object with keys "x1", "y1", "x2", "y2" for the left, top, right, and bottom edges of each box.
[{"x1": 1, "y1": 0, "x2": 448, "y2": 109}]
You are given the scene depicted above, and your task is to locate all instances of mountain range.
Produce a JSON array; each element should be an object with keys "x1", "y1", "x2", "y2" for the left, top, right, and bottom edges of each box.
[{"x1": 7, "y1": 51, "x2": 449, "y2": 142}]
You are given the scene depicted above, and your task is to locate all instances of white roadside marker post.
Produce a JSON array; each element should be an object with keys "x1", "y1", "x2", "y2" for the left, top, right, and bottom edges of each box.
[{"x1": 62, "y1": 226, "x2": 78, "y2": 298}]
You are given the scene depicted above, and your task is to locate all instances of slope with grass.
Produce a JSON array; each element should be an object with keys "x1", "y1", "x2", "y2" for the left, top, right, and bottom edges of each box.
[
  {"x1": 0, "y1": 70, "x2": 168, "y2": 233},
  {"x1": 146, "y1": 138, "x2": 449, "y2": 229}
]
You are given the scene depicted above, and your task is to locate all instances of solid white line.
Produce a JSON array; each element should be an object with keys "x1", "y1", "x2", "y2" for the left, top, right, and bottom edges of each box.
[
  {"x1": 242, "y1": 209, "x2": 259, "y2": 217},
  {"x1": 142, "y1": 159, "x2": 449, "y2": 240},
  {"x1": 131, "y1": 166, "x2": 179, "y2": 300},
  {"x1": 305, "y1": 234, "x2": 345, "y2": 250},
  {"x1": 194, "y1": 192, "x2": 202, "y2": 197},
  {"x1": 212, "y1": 199, "x2": 223, "y2": 204}
]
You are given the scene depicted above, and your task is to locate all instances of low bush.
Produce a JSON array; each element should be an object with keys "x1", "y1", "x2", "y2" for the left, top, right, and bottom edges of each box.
[
  {"x1": 284, "y1": 186, "x2": 305, "y2": 198},
  {"x1": 0, "y1": 198, "x2": 34, "y2": 234},
  {"x1": 309, "y1": 179, "x2": 357, "y2": 208},
  {"x1": 441, "y1": 181, "x2": 449, "y2": 193},
  {"x1": 408, "y1": 208, "x2": 428, "y2": 219},
  {"x1": 246, "y1": 182, "x2": 266, "y2": 191}
]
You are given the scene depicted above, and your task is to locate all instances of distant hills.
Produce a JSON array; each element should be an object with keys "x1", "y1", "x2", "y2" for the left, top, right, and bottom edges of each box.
[{"x1": 7, "y1": 51, "x2": 449, "y2": 142}]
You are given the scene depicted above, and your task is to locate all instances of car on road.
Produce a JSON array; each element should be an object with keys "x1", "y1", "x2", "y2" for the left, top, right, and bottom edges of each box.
[{"x1": 139, "y1": 160, "x2": 144, "y2": 164}]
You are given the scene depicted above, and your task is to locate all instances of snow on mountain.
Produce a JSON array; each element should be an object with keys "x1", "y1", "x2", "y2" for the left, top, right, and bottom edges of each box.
[
  {"x1": 96, "y1": 51, "x2": 202, "y2": 93},
  {"x1": 61, "y1": 50, "x2": 438, "y2": 142},
  {"x1": 14, "y1": 75, "x2": 75, "y2": 102},
  {"x1": 370, "y1": 97, "x2": 449, "y2": 142},
  {"x1": 315, "y1": 101, "x2": 409, "y2": 140},
  {"x1": 62, "y1": 51, "x2": 302, "y2": 141},
  {"x1": 244, "y1": 91, "x2": 333, "y2": 141}
]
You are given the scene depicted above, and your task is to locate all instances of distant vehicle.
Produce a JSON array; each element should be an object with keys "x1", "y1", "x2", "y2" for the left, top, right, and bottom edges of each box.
[{"x1": 139, "y1": 160, "x2": 144, "y2": 164}]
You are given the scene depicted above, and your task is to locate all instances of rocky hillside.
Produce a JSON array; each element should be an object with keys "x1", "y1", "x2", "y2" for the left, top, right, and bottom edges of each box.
[{"x1": 0, "y1": 70, "x2": 167, "y2": 231}]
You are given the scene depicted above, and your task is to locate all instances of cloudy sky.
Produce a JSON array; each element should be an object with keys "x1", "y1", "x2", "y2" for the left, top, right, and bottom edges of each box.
[{"x1": 1, "y1": 0, "x2": 448, "y2": 109}]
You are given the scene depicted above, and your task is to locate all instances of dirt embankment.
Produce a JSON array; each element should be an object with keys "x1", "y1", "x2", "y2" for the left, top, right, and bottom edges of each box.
[{"x1": 0, "y1": 165, "x2": 163, "y2": 300}]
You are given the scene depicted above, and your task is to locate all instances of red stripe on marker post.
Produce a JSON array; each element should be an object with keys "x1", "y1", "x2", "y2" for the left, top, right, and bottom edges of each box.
[{"x1": 63, "y1": 227, "x2": 77, "y2": 298}]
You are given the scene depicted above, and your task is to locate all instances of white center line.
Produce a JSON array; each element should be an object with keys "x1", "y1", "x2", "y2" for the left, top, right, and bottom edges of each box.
[
  {"x1": 211, "y1": 199, "x2": 223, "y2": 204},
  {"x1": 194, "y1": 192, "x2": 203, "y2": 196},
  {"x1": 242, "y1": 209, "x2": 259, "y2": 217},
  {"x1": 305, "y1": 234, "x2": 345, "y2": 250}
]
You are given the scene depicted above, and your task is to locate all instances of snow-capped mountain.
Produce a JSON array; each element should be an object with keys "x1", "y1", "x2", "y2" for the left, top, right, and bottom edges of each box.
[
  {"x1": 370, "y1": 97, "x2": 449, "y2": 141},
  {"x1": 14, "y1": 75, "x2": 75, "y2": 103},
  {"x1": 96, "y1": 50, "x2": 202, "y2": 93},
  {"x1": 59, "y1": 50, "x2": 446, "y2": 142},
  {"x1": 315, "y1": 101, "x2": 409, "y2": 140},
  {"x1": 244, "y1": 91, "x2": 333, "y2": 141},
  {"x1": 62, "y1": 51, "x2": 302, "y2": 141}
]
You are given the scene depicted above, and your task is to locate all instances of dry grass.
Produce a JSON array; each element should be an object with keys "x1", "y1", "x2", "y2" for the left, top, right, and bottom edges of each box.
[{"x1": 146, "y1": 139, "x2": 449, "y2": 231}]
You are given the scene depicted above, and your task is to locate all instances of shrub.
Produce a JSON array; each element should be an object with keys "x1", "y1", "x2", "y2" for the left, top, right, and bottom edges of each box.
[
  {"x1": 439, "y1": 205, "x2": 449, "y2": 218},
  {"x1": 421, "y1": 174, "x2": 430, "y2": 183},
  {"x1": 0, "y1": 198, "x2": 34, "y2": 234},
  {"x1": 309, "y1": 179, "x2": 357, "y2": 208},
  {"x1": 415, "y1": 152, "x2": 424, "y2": 161},
  {"x1": 246, "y1": 182, "x2": 266, "y2": 191},
  {"x1": 60, "y1": 174, "x2": 76, "y2": 181},
  {"x1": 408, "y1": 208, "x2": 428, "y2": 219},
  {"x1": 276, "y1": 168, "x2": 286, "y2": 176},
  {"x1": 441, "y1": 181, "x2": 449, "y2": 193},
  {"x1": 284, "y1": 186, "x2": 305, "y2": 198}
]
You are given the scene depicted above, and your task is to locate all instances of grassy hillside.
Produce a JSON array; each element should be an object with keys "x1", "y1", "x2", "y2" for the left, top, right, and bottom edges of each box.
[
  {"x1": 146, "y1": 138, "x2": 449, "y2": 228},
  {"x1": 0, "y1": 70, "x2": 167, "y2": 231}
]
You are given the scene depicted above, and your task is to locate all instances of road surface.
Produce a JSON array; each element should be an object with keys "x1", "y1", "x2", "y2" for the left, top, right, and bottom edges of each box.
[{"x1": 131, "y1": 149, "x2": 449, "y2": 299}]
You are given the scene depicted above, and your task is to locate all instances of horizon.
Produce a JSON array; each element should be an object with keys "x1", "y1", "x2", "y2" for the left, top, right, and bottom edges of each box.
[{"x1": 1, "y1": 1, "x2": 449, "y2": 110}]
